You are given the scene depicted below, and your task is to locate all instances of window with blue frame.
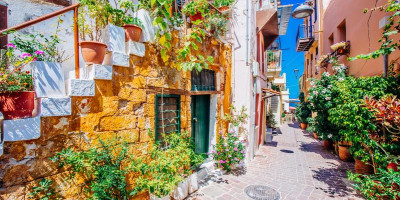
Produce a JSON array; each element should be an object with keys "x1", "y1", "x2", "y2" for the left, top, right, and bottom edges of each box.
[{"x1": 155, "y1": 94, "x2": 181, "y2": 142}]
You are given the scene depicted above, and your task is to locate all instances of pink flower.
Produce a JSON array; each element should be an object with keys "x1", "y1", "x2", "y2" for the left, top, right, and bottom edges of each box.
[
  {"x1": 234, "y1": 147, "x2": 238, "y2": 151},
  {"x1": 228, "y1": 155, "x2": 231, "y2": 158},
  {"x1": 21, "y1": 53, "x2": 32, "y2": 58},
  {"x1": 225, "y1": 149, "x2": 229, "y2": 152},
  {"x1": 7, "y1": 43, "x2": 15, "y2": 48},
  {"x1": 35, "y1": 50, "x2": 44, "y2": 55},
  {"x1": 33, "y1": 57, "x2": 38, "y2": 61}
]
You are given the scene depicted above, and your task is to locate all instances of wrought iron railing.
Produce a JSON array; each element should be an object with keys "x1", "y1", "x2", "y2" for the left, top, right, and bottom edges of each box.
[{"x1": 296, "y1": 24, "x2": 314, "y2": 43}]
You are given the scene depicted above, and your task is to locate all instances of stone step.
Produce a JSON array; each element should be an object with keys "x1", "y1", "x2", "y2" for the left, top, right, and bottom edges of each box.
[{"x1": 3, "y1": 116, "x2": 41, "y2": 142}]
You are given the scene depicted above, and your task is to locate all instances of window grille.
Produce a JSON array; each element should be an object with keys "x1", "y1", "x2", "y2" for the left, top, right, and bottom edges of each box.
[{"x1": 155, "y1": 95, "x2": 181, "y2": 141}]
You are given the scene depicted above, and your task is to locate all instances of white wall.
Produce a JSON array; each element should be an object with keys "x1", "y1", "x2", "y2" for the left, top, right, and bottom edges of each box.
[
  {"x1": 232, "y1": 0, "x2": 257, "y2": 161},
  {"x1": 208, "y1": 95, "x2": 218, "y2": 152}
]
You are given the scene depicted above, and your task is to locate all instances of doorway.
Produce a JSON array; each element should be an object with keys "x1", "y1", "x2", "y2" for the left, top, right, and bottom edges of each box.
[{"x1": 191, "y1": 95, "x2": 210, "y2": 154}]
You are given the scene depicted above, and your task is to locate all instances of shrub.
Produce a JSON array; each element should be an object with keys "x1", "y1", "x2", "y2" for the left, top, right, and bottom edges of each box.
[
  {"x1": 209, "y1": 131, "x2": 246, "y2": 172},
  {"x1": 295, "y1": 101, "x2": 311, "y2": 124}
]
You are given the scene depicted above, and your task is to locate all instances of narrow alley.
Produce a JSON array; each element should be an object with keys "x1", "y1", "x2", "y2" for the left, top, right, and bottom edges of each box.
[{"x1": 188, "y1": 122, "x2": 361, "y2": 200}]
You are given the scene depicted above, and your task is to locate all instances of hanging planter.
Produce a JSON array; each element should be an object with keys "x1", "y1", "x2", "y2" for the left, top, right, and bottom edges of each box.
[
  {"x1": 0, "y1": 91, "x2": 35, "y2": 120},
  {"x1": 331, "y1": 41, "x2": 350, "y2": 55},
  {"x1": 80, "y1": 41, "x2": 107, "y2": 65}
]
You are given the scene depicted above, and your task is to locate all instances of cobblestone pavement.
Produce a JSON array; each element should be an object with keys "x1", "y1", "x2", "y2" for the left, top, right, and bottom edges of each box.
[{"x1": 187, "y1": 122, "x2": 363, "y2": 200}]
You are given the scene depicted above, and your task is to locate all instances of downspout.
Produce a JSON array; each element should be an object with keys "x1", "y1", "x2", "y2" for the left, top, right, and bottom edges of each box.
[{"x1": 246, "y1": 0, "x2": 249, "y2": 65}]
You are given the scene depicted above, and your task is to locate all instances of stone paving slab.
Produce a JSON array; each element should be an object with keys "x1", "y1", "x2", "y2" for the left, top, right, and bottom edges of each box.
[{"x1": 187, "y1": 122, "x2": 364, "y2": 200}]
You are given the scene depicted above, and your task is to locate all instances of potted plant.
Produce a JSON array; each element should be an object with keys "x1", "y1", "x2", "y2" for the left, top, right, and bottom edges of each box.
[
  {"x1": 338, "y1": 141, "x2": 353, "y2": 162},
  {"x1": 122, "y1": 17, "x2": 144, "y2": 42},
  {"x1": 0, "y1": 48, "x2": 35, "y2": 119},
  {"x1": 182, "y1": 0, "x2": 209, "y2": 22},
  {"x1": 206, "y1": 14, "x2": 228, "y2": 37},
  {"x1": 295, "y1": 101, "x2": 311, "y2": 129},
  {"x1": 266, "y1": 111, "x2": 277, "y2": 142},
  {"x1": 78, "y1": 0, "x2": 109, "y2": 64},
  {"x1": 212, "y1": 0, "x2": 235, "y2": 13}
]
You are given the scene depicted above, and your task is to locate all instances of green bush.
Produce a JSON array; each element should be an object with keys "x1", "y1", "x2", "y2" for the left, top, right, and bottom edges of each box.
[{"x1": 295, "y1": 101, "x2": 311, "y2": 124}]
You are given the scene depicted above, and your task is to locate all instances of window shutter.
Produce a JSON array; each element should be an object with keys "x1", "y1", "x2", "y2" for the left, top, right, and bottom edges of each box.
[{"x1": 0, "y1": 4, "x2": 7, "y2": 50}]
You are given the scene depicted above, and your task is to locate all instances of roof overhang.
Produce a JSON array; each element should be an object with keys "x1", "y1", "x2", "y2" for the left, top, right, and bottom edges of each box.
[
  {"x1": 256, "y1": 9, "x2": 279, "y2": 49},
  {"x1": 278, "y1": 5, "x2": 293, "y2": 35}
]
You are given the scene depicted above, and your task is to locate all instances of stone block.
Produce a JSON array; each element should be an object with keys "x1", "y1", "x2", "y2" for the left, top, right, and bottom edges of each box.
[
  {"x1": 28, "y1": 61, "x2": 66, "y2": 98},
  {"x1": 68, "y1": 79, "x2": 95, "y2": 96},
  {"x1": 40, "y1": 97, "x2": 71, "y2": 116},
  {"x1": 94, "y1": 65, "x2": 113, "y2": 80},
  {"x1": 188, "y1": 172, "x2": 198, "y2": 194},
  {"x1": 102, "y1": 24, "x2": 126, "y2": 53},
  {"x1": 134, "y1": 9, "x2": 155, "y2": 42},
  {"x1": 99, "y1": 115, "x2": 136, "y2": 131},
  {"x1": 172, "y1": 179, "x2": 189, "y2": 200},
  {"x1": 104, "y1": 52, "x2": 130, "y2": 67},
  {"x1": 126, "y1": 41, "x2": 146, "y2": 57},
  {"x1": 3, "y1": 116, "x2": 41, "y2": 141}
]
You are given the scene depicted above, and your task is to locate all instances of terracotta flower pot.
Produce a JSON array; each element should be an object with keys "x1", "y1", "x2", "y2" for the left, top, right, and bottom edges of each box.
[
  {"x1": 189, "y1": 12, "x2": 203, "y2": 22},
  {"x1": 323, "y1": 140, "x2": 333, "y2": 150},
  {"x1": 300, "y1": 123, "x2": 307, "y2": 129},
  {"x1": 0, "y1": 91, "x2": 35, "y2": 120},
  {"x1": 355, "y1": 159, "x2": 374, "y2": 175},
  {"x1": 80, "y1": 41, "x2": 107, "y2": 65},
  {"x1": 387, "y1": 162, "x2": 399, "y2": 172},
  {"x1": 218, "y1": 6, "x2": 230, "y2": 14},
  {"x1": 122, "y1": 24, "x2": 143, "y2": 42},
  {"x1": 338, "y1": 145, "x2": 353, "y2": 162},
  {"x1": 313, "y1": 132, "x2": 319, "y2": 139},
  {"x1": 334, "y1": 142, "x2": 339, "y2": 155}
]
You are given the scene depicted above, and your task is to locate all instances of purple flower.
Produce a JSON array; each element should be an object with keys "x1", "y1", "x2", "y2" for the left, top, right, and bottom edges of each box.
[
  {"x1": 21, "y1": 53, "x2": 32, "y2": 58},
  {"x1": 35, "y1": 50, "x2": 44, "y2": 55},
  {"x1": 206, "y1": 152, "x2": 210, "y2": 155},
  {"x1": 220, "y1": 160, "x2": 224, "y2": 163},
  {"x1": 7, "y1": 43, "x2": 15, "y2": 48},
  {"x1": 218, "y1": 152, "x2": 221, "y2": 155}
]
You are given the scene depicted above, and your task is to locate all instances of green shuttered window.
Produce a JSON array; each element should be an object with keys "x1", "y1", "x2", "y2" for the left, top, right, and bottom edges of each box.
[
  {"x1": 155, "y1": 94, "x2": 181, "y2": 141},
  {"x1": 191, "y1": 69, "x2": 215, "y2": 91}
]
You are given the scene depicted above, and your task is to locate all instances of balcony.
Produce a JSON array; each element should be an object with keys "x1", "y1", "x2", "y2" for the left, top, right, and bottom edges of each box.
[
  {"x1": 296, "y1": 24, "x2": 315, "y2": 52},
  {"x1": 266, "y1": 50, "x2": 282, "y2": 78}
]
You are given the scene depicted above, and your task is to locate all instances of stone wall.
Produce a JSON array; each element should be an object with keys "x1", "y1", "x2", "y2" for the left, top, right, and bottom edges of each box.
[{"x1": 0, "y1": 37, "x2": 232, "y2": 199}]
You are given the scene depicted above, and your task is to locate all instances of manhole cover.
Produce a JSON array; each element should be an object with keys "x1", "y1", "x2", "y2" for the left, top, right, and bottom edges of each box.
[{"x1": 244, "y1": 185, "x2": 280, "y2": 200}]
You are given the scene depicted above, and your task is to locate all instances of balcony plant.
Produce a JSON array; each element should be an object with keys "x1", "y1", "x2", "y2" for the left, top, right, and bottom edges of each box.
[
  {"x1": 212, "y1": 0, "x2": 235, "y2": 13},
  {"x1": 182, "y1": 0, "x2": 209, "y2": 22},
  {"x1": 330, "y1": 41, "x2": 350, "y2": 55},
  {"x1": 317, "y1": 54, "x2": 329, "y2": 68},
  {"x1": 206, "y1": 13, "x2": 228, "y2": 37},
  {"x1": 77, "y1": 0, "x2": 109, "y2": 64}
]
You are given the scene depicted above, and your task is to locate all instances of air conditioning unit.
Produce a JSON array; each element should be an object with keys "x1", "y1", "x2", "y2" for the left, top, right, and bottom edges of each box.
[{"x1": 252, "y1": 62, "x2": 260, "y2": 77}]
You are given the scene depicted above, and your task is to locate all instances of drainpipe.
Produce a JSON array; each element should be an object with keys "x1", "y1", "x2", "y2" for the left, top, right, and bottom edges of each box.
[
  {"x1": 246, "y1": 0, "x2": 249, "y2": 65},
  {"x1": 383, "y1": 54, "x2": 388, "y2": 77}
]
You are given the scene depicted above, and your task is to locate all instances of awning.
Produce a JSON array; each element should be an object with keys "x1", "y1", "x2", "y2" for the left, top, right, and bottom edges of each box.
[
  {"x1": 256, "y1": 9, "x2": 279, "y2": 49},
  {"x1": 262, "y1": 88, "x2": 281, "y2": 99},
  {"x1": 277, "y1": 5, "x2": 293, "y2": 35}
]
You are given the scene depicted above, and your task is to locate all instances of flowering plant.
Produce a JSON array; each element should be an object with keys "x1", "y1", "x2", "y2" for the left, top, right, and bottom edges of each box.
[
  {"x1": 317, "y1": 54, "x2": 329, "y2": 67},
  {"x1": 330, "y1": 41, "x2": 348, "y2": 51},
  {"x1": 0, "y1": 45, "x2": 35, "y2": 92},
  {"x1": 209, "y1": 131, "x2": 245, "y2": 171}
]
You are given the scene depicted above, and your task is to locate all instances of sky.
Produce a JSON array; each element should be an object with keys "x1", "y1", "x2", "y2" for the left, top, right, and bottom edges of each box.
[{"x1": 280, "y1": 0, "x2": 305, "y2": 100}]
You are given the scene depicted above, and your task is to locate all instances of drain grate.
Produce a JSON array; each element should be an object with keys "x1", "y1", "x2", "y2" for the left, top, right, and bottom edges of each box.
[{"x1": 244, "y1": 185, "x2": 280, "y2": 200}]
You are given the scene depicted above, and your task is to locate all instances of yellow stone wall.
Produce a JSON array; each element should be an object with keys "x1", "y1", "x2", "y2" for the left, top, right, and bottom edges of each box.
[{"x1": 0, "y1": 38, "x2": 232, "y2": 199}]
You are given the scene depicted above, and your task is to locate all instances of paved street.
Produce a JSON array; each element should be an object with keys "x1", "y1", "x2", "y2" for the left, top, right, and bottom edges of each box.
[{"x1": 187, "y1": 122, "x2": 363, "y2": 200}]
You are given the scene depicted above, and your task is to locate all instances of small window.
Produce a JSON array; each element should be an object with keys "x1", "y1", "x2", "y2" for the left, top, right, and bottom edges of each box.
[
  {"x1": 191, "y1": 69, "x2": 215, "y2": 91},
  {"x1": 338, "y1": 20, "x2": 346, "y2": 42},
  {"x1": 155, "y1": 94, "x2": 181, "y2": 142}
]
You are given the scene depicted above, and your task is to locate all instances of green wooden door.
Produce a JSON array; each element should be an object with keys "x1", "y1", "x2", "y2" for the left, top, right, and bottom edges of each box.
[{"x1": 191, "y1": 95, "x2": 210, "y2": 154}]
